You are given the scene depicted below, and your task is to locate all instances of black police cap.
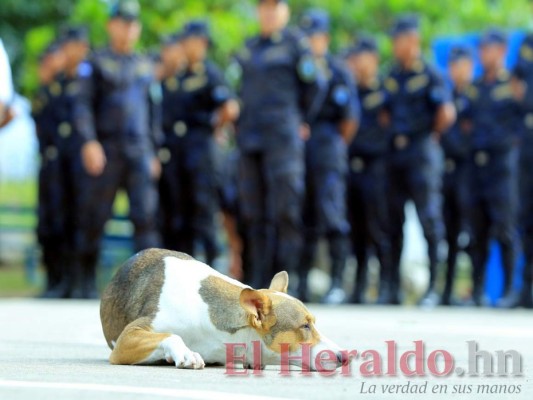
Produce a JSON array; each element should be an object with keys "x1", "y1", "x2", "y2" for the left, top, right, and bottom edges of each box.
[
  {"x1": 350, "y1": 36, "x2": 378, "y2": 55},
  {"x1": 110, "y1": 0, "x2": 140, "y2": 21},
  {"x1": 390, "y1": 14, "x2": 420, "y2": 37},
  {"x1": 479, "y1": 28, "x2": 507, "y2": 47},
  {"x1": 181, "y1": 20, "x2": 211, "y2": 41},
  {"x1": 448, "y1": 45, "x2": 472, "y2": 63},
  {"x1": 39, "y1": 40, "x2": 63, "y2": 62},
  {"x1": 59, "y1": 26, "x2": 89, "y2": 43},
  {"x1": 299, "y1": 9, "x2": 330, "y2": 35},
  {"x1": 161, "y1": 31, "x2": 184, "y2": 47}
]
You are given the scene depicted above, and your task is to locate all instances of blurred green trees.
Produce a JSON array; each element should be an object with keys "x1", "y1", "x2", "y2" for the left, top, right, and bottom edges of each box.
[{"x1": 1, "y1": 0, "x2": 531, "y2": 96}]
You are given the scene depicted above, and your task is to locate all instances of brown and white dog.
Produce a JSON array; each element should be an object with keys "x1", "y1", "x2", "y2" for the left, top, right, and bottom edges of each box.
[{"x1": 100, "y1": 248, "x2": 346, "y2": 370}]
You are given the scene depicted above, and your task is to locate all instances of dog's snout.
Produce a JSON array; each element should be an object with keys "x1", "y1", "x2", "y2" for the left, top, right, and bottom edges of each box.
[{"x1": 336, "y1": 351, "x2": 348, "y2": 367}]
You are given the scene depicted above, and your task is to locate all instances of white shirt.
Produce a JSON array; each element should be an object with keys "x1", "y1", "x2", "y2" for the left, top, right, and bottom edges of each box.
[{"x1": 0, "y1": 38, "x2": 14, "y2": 104}]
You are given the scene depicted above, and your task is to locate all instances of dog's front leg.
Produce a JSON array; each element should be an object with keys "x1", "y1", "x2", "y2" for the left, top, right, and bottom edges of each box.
[{"x1": 109, "y1": 317, "x2": 205, "y2": 369}]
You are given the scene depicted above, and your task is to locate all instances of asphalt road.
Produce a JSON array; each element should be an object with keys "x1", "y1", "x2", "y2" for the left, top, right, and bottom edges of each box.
[{"x1": 0, "y1": 299, "x2": 531, "y2": 400}]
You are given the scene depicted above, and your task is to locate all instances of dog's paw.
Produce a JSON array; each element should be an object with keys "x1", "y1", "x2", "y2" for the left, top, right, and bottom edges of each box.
[{"x1": 162, "y1": 335, "x2": 205, "y2": 370}]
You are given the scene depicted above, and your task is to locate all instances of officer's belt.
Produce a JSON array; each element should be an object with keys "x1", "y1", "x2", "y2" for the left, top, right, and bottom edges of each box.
[
  {"x1": 348, "y1": 153, "x2": 385, "y2": 173},
  {"x1": 469, "y1": 146, "x2": 512, "y2": 167},
  {"x1": 391, "y1": 130, "x2": 429, "y2": 150}
]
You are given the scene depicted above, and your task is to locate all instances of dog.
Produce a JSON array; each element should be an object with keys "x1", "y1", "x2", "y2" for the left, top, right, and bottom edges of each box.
[{"x1": 100, "y1": 248, "x2": 346, "y2": 370}]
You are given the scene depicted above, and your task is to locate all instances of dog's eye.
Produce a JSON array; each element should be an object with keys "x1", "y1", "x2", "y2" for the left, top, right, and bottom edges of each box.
[{"x1": 301, "y1": 323, "x2": 311, "y2": 331}]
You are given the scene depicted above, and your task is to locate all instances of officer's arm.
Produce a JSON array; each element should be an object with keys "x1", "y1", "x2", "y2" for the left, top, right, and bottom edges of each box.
[
  {"x1": 430, "y1": 71, "x2": 456, "y2": 139},
  {"x1": 511, "y1": 41, "x2": 531, "y2": 102},
  {"x1": 338, "y1": 67, "x2": 360, "y2": 144},
  {"x1": 433, "y1": 103, "x2": 456, "y2": 140},
  {"x1": 209, "y1": 64, "x2": 240, "y2": 128},
  {"x1": 73, "y1": 59, "x2": 97, "y2": 144},
  {"x1": 148, "y1": 81, "x2": 164, "y2": 153},
  {"x1": 74, "y1": 58, "x2": 106, "y2": 176},
  {"x1": 295, "y1": 37, "x2": 327, "y2": 125}
]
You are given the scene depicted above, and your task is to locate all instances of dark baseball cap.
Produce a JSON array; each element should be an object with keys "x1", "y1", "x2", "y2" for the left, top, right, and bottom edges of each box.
[
  {"x1": 299, "y1": 9, "x2": 330, "y2": 35},
  {"x1": 390, "y1": 14, "x2": 420, "y2": 37},
  {"x1": 110, "y1": 0, "x2": 140, "y2": 21},
  {"x1": 258, "y1": 0, "x2": 287, "y2": 4},
  {"x1": 161, "y1": 31, "x2": 184, "y2": 47},
  {"x1": 181, "y1": 20, "x2": 211, "y2": 41},
  {"x1": 346, "y1": 36, "x2": 378, "y2": 56},
  {"x1": 39, "y1": 40, "x2": 63, "y2": 62},
  {"x1": 479, "y1": 28, "x2": 507, "y2": 47},
  {"x1": 59, "y1": 26, "x2": 89, "y2": 43},
  {"x1": 448, "y1": 45, "x2": 473, "y2": 63}
]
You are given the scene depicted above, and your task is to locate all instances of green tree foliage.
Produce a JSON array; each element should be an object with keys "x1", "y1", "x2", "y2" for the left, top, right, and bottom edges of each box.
[{"x1": 1, "y1": 0, "x2": 531, "y2": 96}]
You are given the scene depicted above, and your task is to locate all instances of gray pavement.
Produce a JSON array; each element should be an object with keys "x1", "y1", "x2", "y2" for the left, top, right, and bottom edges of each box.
[{"x1": 0, "y1": 299, "x2": 531, "y2": 400}]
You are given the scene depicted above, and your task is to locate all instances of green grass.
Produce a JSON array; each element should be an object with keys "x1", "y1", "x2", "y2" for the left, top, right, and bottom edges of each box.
[{"x1": 0, "y1": 264, "x2": 39, "y2": 297}]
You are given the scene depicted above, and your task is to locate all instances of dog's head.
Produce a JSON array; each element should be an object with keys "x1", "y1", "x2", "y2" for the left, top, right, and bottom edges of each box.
[{"x1": 239, "y1": 272, "x2": 347, "y2": 371}]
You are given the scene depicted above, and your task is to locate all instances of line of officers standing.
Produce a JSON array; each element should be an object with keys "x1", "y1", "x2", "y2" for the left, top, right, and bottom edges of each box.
[{"x1": 31, "y1": 0, "x2": 533, "y2": 309}]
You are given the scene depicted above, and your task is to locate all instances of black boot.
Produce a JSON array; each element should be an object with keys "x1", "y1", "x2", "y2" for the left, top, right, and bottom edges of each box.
[
  {"x1": 247, "y1": 225, "x2": 274, "y2": 289},
  {"x1": 418, "y1": 243, "x2": 442, "y2": 308},
  {"x1": 322, "y1": 235, "x2": 348, "y2": 305},
  {"x1": 375, "y1": 250, "x2": 394, "y2": 305},
  {"x1": 349, "y1": 257, "x2": 367, "y2": 304},
  {"x1": 39, "y1": 243, "x2": 66, "y2": 299},
  {"x1": 496, "y1": 242, "x2": 520, "y2": 309},
  {"x1": 441, "y1": 240, "x2": 458, "y2": 306},
  {"x1": 83, "y1": 253, "x2": 99, "y2": 299},
  {"x1": 297, "y1": 240, "x2": 317, "y2": 302}
]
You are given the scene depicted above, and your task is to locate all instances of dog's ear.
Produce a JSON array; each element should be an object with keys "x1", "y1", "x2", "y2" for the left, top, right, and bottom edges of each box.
[
  {"x1": 269, "y1": 271, "x2": 289, "y2": 293},
  {"x1": 239, "y1": 289, "x2": 275, "y2": 331}
]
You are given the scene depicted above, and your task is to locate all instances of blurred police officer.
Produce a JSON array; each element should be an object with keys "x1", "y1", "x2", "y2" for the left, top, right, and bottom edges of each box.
[
  {"x1": 344, "y1": 37, "x2": 393, "y2": 304},
  {"x1": 171, "y1": 20, "x2": 239, "y2": 265},
  {"x1": 73, "y1": 0, "x2": 162, "y2": 298},
  {"x1": 33, "y1": 41, "x2": 67, "y2": 298},
  {"x1": 52, "y1": 26, "x2": 91, "y2": 298},
  {"x1": 385, "y1": 15, "x2": 455, "y2": 306},
  {"x1": 295, "y1": 9, "x2": 358, "y2": 303},
  {"x1": 511, "y1": 22, "x2": 533, "y2": 308},
  {"x1": 465, "y1": 29, "x2": 522, "y2": 308},
  {"x1": 230, "y1": 0, "x2": 323, "y2": 289},
  {"x1": 441, "y1": 45, "x2": 474, "y2": 306},
  {"x1": 157, "y1": 32, "x2": 189, "y2": 252}
]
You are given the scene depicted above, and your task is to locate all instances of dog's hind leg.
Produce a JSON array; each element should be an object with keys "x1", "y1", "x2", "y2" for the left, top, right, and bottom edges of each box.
[{"x1": 109, "y1": 317, "x2": 205, "y2": 369}]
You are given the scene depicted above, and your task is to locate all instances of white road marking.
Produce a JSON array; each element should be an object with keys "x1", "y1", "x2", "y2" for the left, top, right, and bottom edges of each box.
[{"x1": 0, "y1": 380, "x2": 291, "y2": 400}]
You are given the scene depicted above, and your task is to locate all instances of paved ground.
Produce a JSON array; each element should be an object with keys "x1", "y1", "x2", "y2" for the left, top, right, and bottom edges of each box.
[{"x1": 0, "y1": 299, "x2": 531, "y2": 400}]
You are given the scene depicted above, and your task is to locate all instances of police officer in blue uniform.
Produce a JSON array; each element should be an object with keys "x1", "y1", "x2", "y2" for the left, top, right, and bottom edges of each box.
[
  {"x1": 230, "y1": 0, "x2": 323, "y2": 289},
  {"x1": 157, "y1": 32, "x2": 189, "y2": 252},
  {"x1": 73, "y1": 0, "x2": 162, "y2": 298},
  {"x1": 33, "y1": 41, "x2": 67, "y2": 298},
  {"x1": 343, "y1": 37, "x2": 393, "y2": 304},
  {"x1": 296, "y1": 9, "x2": 359, "y2": 303},
  {"x1": 511, "y1": 26, "x2": 533, "y2": 309},
  {"x1": 465, "y1": 29, "x2": 522, "y2": 308},
  {"x1": 385, "y1": 15, "x2": 456, "y2": 306},
  {"x1": 441, "y1": 45, "x2": 474, "y2": 305},
  {"x1": 169, "y1": 20, "x2": 239, "y2": 265}
]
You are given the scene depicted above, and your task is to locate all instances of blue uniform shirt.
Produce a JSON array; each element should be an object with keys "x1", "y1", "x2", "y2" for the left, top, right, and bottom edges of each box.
[
  {"x1": 161, "y1": 69, "x2": 187, "y2": 140},
  {"x1": 232, "y1": 28, "x2": 324, "y2": 152},
  {"x1": 180, "y1": 60, "x2": 233, "y2": 131},
  {"x1": 314, "y1": 54, "x2": 359, "y2": 123},
  {"x1": 465, "y1": 70, "x2": 522, "y2": 153},
  {"x1": 349, "y1": 78, "x2": 389, "y2": 159},
  {"x1": 33, "y1": 81, "x2": 61, "y2": 154},
  {"x1": 385, "y1": 59, "x2": 450, "y2": 139},
  {"x1": 440, "y1": 87, "x2": 471, "y2": 160},
  {"x1": 74, "y1": 47, "x2": 162, "y2": 154}
]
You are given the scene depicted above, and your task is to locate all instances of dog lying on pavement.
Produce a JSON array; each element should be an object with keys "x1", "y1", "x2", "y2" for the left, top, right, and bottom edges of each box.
[{"x1": 100, "y1": 248, "x2": 346, "y2": 371}]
